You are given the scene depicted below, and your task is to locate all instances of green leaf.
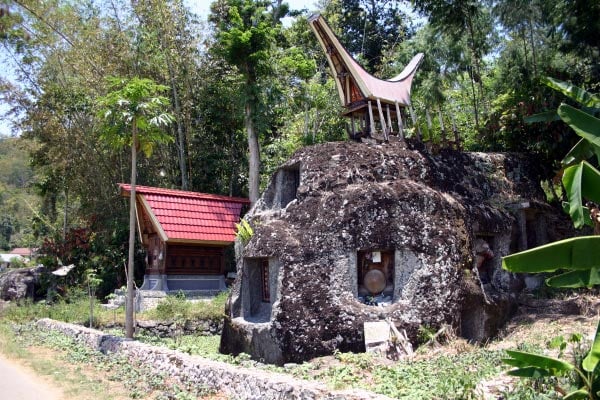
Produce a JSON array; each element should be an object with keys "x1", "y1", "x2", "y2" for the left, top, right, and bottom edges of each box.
[
  {"x1": 544, "y1": 77, "x2": 600, "y2": 108},
  {"x1": 506, "y1": 366, "x2": 552, "y2": 378},
  {"x1": 558, "y1": 104, "x2": 600, "y2": 149},
  {"x1": 561, "y1": 139, "x2": 596, "y2": 167},
  {"x1": 504, "y1": 350, "x2": 574, "y2": 373},
  {"x1": 563, "y1": 162, "x2": 586, "y2": 227},
  {"x1": 502, "y1": 236, "x2": 600, "y2": 274},
  {"x1": 563, "y1": 389, "x2": 591, "y2": 400},
  {"x1": 524, "y1": 110, "x2": 560, "y2": 124},
  {"x1": 583, "y1": 320, "x2": 600, "y2": 372},
  {"x1": 562, "y1": 161, "x2": 600, "y2": 227},
  {"x1": 545, "y1": 268, "x2": 600, "y2": 288}
]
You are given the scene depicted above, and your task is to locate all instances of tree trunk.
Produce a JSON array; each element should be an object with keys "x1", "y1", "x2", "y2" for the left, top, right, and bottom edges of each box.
[
  {"x1": 245, "y1": 100, "x2": 260, "y2": 205},
  {"x1": 466, "y1": 16, "x2": 482, "y2": 129},
  {"x1": 171, "y1": 76, "x2": 189, "y2": 190},
  {"x1": 125, "y1": 121, "x2": 138, "y2": 339}
]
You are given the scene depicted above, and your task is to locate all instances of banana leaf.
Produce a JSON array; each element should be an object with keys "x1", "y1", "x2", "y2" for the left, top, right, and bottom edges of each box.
[
  {"x1": 502, "y1": 236, "x2": 600, "y2": 273},
  {"x1": 524, "y1": 110, "x2": 560, "y2": 124},
  {"x1": 504, "y1": 350, "x2": 574, "y2": 373},
  {"x1": 561, "y1": 138, "x2": 597, "y2": 167},
  {"x1": 562, "y1": 161, "x2": 600, "y2": 228},
  {"x1": 545, "y1": 77, "x2": 600, "y2": 108},
  {"x1": 563, "y1": 389, "x2": 592, "y2": 400},
  {"x1": 583, "y1": 320, "x2": 600, "y2": 373},
  {"x1": 505, "y1": 366, "x2": 552, "y2": 378},
  {"x1": 546, "y1": 268, "x2": 600, "y2": 288},
  {"x1": 558, "y1": 104, "x2": 600, "y2": 149}
]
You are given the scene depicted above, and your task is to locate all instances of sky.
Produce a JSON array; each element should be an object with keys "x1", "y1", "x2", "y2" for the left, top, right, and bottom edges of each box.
[{"x1": 0, "y1": 0, "x2": 320, "y2": 138}]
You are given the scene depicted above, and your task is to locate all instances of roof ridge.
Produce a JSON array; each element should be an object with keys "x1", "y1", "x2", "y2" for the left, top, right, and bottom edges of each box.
[{"x1": 118, "y1": 183, "x2": 250, "y2": 204}]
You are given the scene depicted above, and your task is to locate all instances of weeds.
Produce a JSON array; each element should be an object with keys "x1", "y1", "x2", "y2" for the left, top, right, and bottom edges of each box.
[{"x1": 4, "y1": 322, "x2": 215, "y2": 399}]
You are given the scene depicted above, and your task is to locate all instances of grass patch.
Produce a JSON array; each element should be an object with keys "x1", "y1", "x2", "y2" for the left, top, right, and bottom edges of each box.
[
  {"x1": 0, "y1": 321, "x2": 217, "y2": 399},
  {"x1": 0, "y1": 290, "x2": 228, "y2": 328},
  {"x1": 140, "y1": 290, "x2": 228, "y2": 322},
  {"x1": 0, "y1": 296, "x2": 124, "y2": 327}
]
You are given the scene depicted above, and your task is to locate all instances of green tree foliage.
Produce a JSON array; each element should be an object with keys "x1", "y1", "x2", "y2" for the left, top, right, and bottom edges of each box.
[
  {"x1": 0, "y1": 137, "x2": 37, "y2": 249},
  {"x1": 2, "y1": 0, "x2": 600, "y2": 304},
  {"x1": 209, "y1": 0, "x2": 289, "y2": 204},
  {"x1": 326, "y1": 0, "x2": 410, "y2": 74},
  {"x1": 96, "y1": 76, "x2": 174, "y2": 339}
]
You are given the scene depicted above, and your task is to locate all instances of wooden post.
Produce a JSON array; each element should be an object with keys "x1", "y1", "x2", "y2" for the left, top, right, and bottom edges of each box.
[
  {"x1": 351, "y1": 114, "x2": 356, "y2": 138},
  {"x1": 386, "y1": 104, "x2": 393, "y2": 134},
  {"x1": 376, "y1": 98, "x2": 388, "y2": 141},
  {"x1": 395, "y1": 101, "x2": 404, "y2": 140},
  {"x1": 368, "y1": 101, "x2": 375, "y2": 135}
]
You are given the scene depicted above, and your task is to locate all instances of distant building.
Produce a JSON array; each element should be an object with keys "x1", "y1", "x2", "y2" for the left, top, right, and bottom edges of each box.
[{"x1": 9, "y1": 247, "x2": 36, "y2": 257}]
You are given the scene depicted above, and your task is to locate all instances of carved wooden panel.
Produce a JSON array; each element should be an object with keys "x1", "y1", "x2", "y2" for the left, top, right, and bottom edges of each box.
[
  {"x1": 166, "y1": 245, "x2": 225, "y2": 275},
  {"x1": 260, "y1": 259, "x2": 270, "y2": 303}
]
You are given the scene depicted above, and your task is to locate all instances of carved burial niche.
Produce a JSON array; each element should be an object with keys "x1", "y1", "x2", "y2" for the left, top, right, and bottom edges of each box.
[
  {"x1": 357, "y1": 250, "x2": 394, "y2": 299},
  {"x1": 279, "y1": 164, "x2": 300, "y2": 208},
  {"x1": 242, "y1": 257, "x2": 277, "y2": 322}
]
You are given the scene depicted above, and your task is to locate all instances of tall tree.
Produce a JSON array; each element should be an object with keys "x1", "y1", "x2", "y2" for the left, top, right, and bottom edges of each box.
[
  {"x1": 209, "y1": 0, "x2": 287, "y2": 204},
  {"x1": 96, "y1": 77, "x2": 173, "y2": 339},
  {"x1": 132, "y1": 0, "x2": 202, "y2": 190},
  {"x1": 413, "y1": 0, "x2": 494, "y2": 130},
  {"x1": 326, "y1": 0, "x2": 410, "y2": 74}
]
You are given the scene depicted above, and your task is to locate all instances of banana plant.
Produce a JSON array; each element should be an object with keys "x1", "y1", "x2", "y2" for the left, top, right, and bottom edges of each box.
[
  {"x1": 503, "y1": 78, "x2": 600, "y2": 397},
  {"x1": 524, "y1": 78, "x2": 600, "y2": 229},
  {"x1": 503, "y1": 320, "x2": 600, "y2": 399}
]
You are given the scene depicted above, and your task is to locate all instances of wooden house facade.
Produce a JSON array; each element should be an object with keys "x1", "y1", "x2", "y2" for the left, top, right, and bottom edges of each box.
[{"x1": 119, "y1": 184, "x2": 249, "y2": 294}]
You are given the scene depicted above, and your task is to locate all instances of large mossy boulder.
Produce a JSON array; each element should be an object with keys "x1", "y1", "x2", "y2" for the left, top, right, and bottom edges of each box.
[{"x1": 221, "y1": 141, "x2": 566, "y2": 364}]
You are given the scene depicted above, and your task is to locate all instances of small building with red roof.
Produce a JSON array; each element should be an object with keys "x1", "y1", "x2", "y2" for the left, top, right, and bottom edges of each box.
[
  {"x1": 9, "y1": 247, "x2": 36, "y2": 257},
  {"x1": 118, "y1": 184, "x2": 249, "y2": 294}
]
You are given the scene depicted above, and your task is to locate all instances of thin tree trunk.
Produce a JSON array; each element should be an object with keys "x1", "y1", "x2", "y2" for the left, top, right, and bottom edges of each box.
[
  {"x1": 527, "y1": 17, "x2": 538, "y2": 77},
  {"x1": 437, "y1": 106, "x2": 446, "y2": 145},
  {"x1": 468, "y1": 69, "x2": 480, "y2": 131},
  {"x1": 466, "y1": 16, "x2": 483, "y2": 127},
  {"x1": 170, "y1": 75, "x2": 189, "y2": 190},
  {"x1": 245, "y1": 100, "x2": 260, "y2": 205},
  {"x1": 63, "y1": 187, "x2": 68, "y2": 242},
  {"x1": 126, "y1": 121, "x2": 138, "y2": 339}
]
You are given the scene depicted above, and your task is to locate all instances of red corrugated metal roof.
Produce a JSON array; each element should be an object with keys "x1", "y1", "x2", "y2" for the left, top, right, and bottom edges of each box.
[{"x1": 119, "y1": 184, "x2": 249, "y2": 243}]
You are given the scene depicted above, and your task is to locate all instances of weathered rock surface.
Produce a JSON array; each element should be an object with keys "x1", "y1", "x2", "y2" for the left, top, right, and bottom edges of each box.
[
  {"x1": 0, "y1": 266, "x2": 43, "y2": 301},
  {"x1": 221, "y1": 141, "x2": 567, "y2": 364},
  {"x1": 136, "y1": 318, "x2": 223, "y2": 337}
]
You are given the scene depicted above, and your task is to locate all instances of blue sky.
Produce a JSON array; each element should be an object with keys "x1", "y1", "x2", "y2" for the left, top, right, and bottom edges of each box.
[{"x1": 0, "y1": 0, "x2": 319, "y2": 137}]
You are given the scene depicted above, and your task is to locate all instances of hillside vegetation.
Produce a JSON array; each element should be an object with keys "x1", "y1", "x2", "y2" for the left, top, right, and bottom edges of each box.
[{"x1": 0, "y1": 137, "x2": 38, "y2": 250}]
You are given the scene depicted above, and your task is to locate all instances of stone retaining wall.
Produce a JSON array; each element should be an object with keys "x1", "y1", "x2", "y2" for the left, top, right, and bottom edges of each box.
[
  {"x1": 36, "y1": 319, "x2": 392, "y2": 400},
  {"x1": 136, "y1": 319, "x2": 223, "y2": 337}
]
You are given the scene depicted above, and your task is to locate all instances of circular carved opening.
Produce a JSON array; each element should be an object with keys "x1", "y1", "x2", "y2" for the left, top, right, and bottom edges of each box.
[{"x1": 363, "y1": 269, "x2": 386, "y2": 294}]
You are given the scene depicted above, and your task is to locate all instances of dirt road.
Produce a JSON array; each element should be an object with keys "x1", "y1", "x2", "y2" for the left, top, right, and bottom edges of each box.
[{"x1": 0, "y1": 353, "x2": 63, "y2": 400}]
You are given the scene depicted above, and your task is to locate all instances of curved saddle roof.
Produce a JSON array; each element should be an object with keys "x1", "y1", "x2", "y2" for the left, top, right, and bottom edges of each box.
[{"x1": 308, "y1": 14, "x2": 423, "y2": 108}]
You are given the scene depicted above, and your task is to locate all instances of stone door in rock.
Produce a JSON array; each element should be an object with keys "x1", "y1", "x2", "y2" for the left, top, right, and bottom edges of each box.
[{"x1": 357, "y1": 250, "x2": 394, "y2": 297}]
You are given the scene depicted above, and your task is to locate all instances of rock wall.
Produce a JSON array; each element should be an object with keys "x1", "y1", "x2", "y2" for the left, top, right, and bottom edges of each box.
[
  {"x1": 221, "y1": 141, "x2": 565, "y2": 364},
  {"x1": 136, "y1": 318, "x2": 222, "y2": 337},
  {"x1": 36, "y1": 318, "x2": 392, "y2": 400},
  {"x1": 0, "y1": 266, "x2": 43, "y2": 301}
]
